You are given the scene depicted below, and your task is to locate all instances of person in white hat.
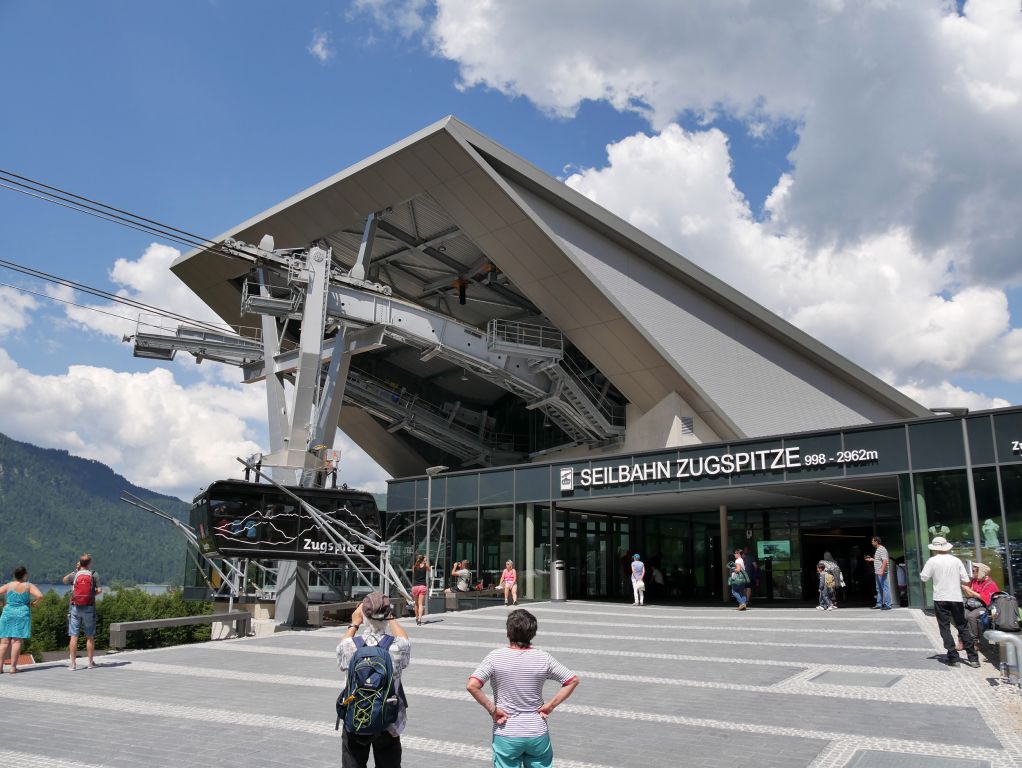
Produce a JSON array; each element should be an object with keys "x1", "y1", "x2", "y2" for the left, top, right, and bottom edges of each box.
[{"x1": 919, "y1": 536, "x2": 978, "y2": 668}]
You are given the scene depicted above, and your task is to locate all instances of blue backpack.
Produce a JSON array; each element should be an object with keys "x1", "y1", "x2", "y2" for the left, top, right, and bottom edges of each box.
[{"x1": 335, "y1": 636, "x2": 400, "y2": 734}]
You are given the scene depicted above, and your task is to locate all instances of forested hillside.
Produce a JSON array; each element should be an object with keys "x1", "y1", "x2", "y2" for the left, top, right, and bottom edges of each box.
[{"x1": 0, "y1": 432, "x2": 189, "y2": 584}]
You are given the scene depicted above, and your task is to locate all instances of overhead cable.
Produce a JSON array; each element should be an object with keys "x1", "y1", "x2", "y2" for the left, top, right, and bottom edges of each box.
[
  {"x1": 0, "y1": 280, "x2": 208, "y2": 334},
  {"x1": 0, "y1": 169, "x2": 247, "y2": 261},
  {"x1": 0, "y1": 258, "x2": 235, "y2": 334}
]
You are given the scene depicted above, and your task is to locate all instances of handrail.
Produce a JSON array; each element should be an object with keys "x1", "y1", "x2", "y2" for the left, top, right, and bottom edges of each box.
[
  {"x1": 487, "y1": 319, "x2": 563, "y2": 354},
  {"x1": 558, "y1": 352, "x2": 626, "y2": 427}
]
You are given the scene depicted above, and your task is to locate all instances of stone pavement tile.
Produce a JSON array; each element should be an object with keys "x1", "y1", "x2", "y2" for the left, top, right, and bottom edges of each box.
[{"x1": 844, "y1": 750, "x2": 991, "y2": 767}]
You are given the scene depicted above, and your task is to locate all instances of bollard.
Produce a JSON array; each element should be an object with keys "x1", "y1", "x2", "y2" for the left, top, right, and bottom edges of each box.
[{"x1": 984, "y1": 630, "x2": 1022, "y2": 688}]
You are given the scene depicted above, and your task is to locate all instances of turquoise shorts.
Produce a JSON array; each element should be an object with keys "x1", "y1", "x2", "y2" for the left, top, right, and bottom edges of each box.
[{"x1": 492, "y1": 733, "x2": 553, "y2": 768}]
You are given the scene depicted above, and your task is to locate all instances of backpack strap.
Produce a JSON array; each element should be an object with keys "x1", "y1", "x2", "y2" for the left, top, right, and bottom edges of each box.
[
  {"x1": 352, "y1": 636, "x2": 365, "y2": 650},
  {"x1": 377, "y1": 634, "x2": 394, "y2": 651}
]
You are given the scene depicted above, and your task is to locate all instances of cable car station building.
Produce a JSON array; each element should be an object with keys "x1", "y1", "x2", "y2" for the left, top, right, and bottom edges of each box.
[{"x1": 171, "y1": 117, "x2": 1022, "y2": 608}]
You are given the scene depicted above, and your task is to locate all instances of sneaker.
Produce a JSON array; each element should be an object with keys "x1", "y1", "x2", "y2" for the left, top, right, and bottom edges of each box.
[
  {"x1": 881, "y1": 606, "x2": 892, "y2": 611},
  {"x1": 816, "y1": 605, "x2": 825, "y2": 610},
  {"x1": 871, "y1": 605, "x2": 882, "y2": 609},
  {"x1": 827, "y1": 605, "x2": 837, "y2": 611},
  {"x1": 941, "y1": 655, "x2": 960, "y2": 667},
  {"x1": 512, "y1": 601, "x2": 518, "y2": 606},
  {"x1": 738, "y1": 603, "x2": 747, "y2": 611},
  {"x1": 966, "y1": 659, "x2": 981, "y2": 668}
]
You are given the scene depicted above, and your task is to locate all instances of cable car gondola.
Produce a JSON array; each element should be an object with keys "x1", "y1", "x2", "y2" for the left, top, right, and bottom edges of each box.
[{"x1": 190, "y1": 479, "x2": 382, "y2": 561}]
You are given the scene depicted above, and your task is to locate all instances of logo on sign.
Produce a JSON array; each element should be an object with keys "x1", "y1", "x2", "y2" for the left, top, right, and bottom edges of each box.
[{"x1": 559, "y1": 468, "x2": 574, "y2": 492}]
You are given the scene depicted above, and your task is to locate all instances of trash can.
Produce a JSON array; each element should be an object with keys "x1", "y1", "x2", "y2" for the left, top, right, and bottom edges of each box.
[{"x1": 551, "y1": 560, "x2": 567, "y2": 602}]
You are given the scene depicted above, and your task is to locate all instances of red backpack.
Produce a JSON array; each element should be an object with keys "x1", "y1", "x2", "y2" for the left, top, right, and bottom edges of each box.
[{"x1": 71, "y1": 569, "x2": 97, "y2": 606}]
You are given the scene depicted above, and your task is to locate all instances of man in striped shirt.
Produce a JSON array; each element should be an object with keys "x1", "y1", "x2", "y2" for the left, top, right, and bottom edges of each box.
[
  {"x1": 467, "y1": 609, "x2": 579, "y2": 768},
  {"x1": 865, "y1": 536, "x2": 893, "y2": 610}
]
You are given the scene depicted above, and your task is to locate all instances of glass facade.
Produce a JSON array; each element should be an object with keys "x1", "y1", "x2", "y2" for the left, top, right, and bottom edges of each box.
[{"x1": 386, "y1": 407, "x2": 1022, "y2": 605}]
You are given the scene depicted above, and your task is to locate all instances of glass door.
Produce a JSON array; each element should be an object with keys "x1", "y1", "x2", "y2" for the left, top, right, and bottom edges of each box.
[{"x1": 563, "y1": 511, "x2": 631, "y2": 600}]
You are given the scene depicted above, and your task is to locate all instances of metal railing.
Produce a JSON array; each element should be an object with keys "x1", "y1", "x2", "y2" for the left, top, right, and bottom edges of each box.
[
  {"x1": 486, "y1": 319, "x2": 563, "y2": 356},
  {"x1": 558, "y1": 352, "x2": 626, "y2": 428}
]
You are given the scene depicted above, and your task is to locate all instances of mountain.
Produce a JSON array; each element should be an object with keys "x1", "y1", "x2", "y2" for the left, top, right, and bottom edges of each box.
[{"x1": 0, "y1": 432, "x2": 190, "y2": 584}]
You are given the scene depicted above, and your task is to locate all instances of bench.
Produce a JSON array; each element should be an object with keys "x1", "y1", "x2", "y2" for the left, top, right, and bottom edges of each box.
[
  {"x1": 443, "y1": 591, "x2": 508, "y2": 611},
  {"x1": 308, "y1": 601, "x2": 360, "y2": 627},
  {"x1": 108, "y1": 611, "x2": 252, "y2": 649}
]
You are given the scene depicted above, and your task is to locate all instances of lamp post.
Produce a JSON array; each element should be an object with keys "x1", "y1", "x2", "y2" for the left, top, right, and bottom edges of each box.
[{"x1": 424, "y1": 465, "x2": 448, "y2": 599}]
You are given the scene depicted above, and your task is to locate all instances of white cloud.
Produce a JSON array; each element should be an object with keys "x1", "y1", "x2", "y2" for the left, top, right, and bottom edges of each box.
[
  {"x1": 59, "y1": 242, "x2": 227, "y2": 342},
  {"x1": 0, "y1": 342, "x2": 391, "y2": 499},
  {"x1": 0, "y1": 286, "x2": 38, "y2": 336},
  {"x1": 0, "y1": 348, "x2": 264, "y2": 499},
  {"x1": 22, "y1": 243, "x2": 393, "y2": 496},
  {"x1": 308, "y1": 29, "x2": 335, "y2": 63},
  {"x1": 352, "y1": 0, "x2": 429, "y2": 37},
  {"x1": 332, "y1": 432, "x2": 390, "y2": 495},
  {"x1": 563, "y1": 124, "x2": 1022, "y2": 399},
  {"x1": 425, "y1": 1, "x2": 1022, "y2": 283},
  {"x1": 892, "y1": 379, "x2": 1011, "y2": 413}
]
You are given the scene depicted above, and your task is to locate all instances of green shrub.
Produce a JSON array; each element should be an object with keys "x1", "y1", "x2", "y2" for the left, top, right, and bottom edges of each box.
[{"x1": 18, "y1": 587, "x2": 213, "y2": 657}]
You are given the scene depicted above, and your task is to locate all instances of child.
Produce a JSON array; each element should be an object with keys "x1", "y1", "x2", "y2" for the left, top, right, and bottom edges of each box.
[{"x1": 817, "y1": 563, "x2": 836, "y2": 611}]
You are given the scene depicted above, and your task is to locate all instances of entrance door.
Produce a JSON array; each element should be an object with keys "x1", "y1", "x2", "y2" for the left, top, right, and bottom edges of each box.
[
  {"x1": 563, "y1": 511, "x2": 630, "y2": 600},
  {"x1": 800, "y1": 527, "x2": 876, "y2": 605}
]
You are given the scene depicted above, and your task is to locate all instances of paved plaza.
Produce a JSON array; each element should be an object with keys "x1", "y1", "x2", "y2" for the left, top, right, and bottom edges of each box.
[{"x1": 1, "y1": 602, "x2": 1020, "y2": 767}]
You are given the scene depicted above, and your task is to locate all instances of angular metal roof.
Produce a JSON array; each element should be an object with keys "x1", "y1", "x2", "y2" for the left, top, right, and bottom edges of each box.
[{"x1": 172, "y1": 116, "x2": 928, "y2": 475}]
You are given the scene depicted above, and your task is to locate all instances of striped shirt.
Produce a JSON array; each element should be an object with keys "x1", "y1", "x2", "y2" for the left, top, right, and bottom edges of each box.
[
  {"x1": 470, "y1": 647, "x2": 577, "y2": 738},
  {"x1": 873, "y1": 545, "x2": 889, "y2": 575}
]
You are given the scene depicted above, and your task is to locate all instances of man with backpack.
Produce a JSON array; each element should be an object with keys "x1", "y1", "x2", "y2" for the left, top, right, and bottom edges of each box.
[
  {"x1": 61, "y1": 554, "x2": 102, "y2": 670},
  {"x1": 335, "y1": 592, "x2": 410, "y2": 768}
]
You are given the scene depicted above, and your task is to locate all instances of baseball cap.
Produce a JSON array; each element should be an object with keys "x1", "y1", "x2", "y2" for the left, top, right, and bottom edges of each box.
[
  {"x1": 633, "y1": 553, "x2": 641, "y2": 560},
  {"x1": 361, "y1": 591, "x2": 393, "y2": 620}
]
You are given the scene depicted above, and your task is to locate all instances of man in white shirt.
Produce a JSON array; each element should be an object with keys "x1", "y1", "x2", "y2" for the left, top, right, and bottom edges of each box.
[{"x1": 919, "y1": 536, "x2": 978, "y2": 668}]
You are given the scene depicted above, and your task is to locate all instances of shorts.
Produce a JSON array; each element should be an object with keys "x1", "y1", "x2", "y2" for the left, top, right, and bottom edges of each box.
[
  {"x1": 68, "y1": 604, "x2": 96, "y2": 637},
  {"x1": 492, "y1": 733, "x2": 553, "y2": 768},
  {"x1": 411, "y1": 585, "x2": 427, "y2": 598}
]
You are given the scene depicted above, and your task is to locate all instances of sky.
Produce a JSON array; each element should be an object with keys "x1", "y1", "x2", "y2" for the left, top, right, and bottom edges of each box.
[{"x1": 0, "y1": 0, "x2": 1020, "y2": 501}]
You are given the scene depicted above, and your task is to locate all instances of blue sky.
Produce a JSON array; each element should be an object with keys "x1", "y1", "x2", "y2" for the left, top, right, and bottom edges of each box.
[{"x1": 1, "y1": 1, "x2": 1020, "y2": 498}]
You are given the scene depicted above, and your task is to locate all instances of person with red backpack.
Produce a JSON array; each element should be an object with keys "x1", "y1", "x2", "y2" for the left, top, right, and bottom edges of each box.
[{"x1": 61, "y1": 554, "x2": 102, "y2": 670}]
